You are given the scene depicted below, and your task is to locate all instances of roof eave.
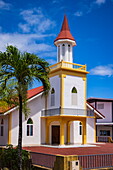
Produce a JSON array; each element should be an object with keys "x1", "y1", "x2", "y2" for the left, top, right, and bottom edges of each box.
[{"x1": 54, "y1": 39, "x2": 76, "y2": 46}]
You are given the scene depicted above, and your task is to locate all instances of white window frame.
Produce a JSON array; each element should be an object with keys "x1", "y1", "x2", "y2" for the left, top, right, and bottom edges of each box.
[{"x1": 27, "y1": 118, "x2": 33, "y2": 136}]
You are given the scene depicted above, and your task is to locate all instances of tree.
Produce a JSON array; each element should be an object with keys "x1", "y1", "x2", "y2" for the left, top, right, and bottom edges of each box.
[{"x1": 0, "y1": 45, "x2": 50, "y2": 170}]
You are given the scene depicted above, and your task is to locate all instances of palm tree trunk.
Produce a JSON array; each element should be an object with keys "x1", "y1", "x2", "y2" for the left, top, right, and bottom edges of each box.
[{"x1": 18, "y1": 94, "x2": 22, "y2": 170}]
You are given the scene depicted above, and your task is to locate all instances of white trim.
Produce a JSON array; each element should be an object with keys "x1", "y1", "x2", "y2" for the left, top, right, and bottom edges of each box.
[
  {"x1": 96, "y1": 122, "x2": 113, "y2": 125},
  {"x1": 2, "y1": 92, "x2": 43, "y2": 116},
  {"x1": 86, "y1": 103, "x2": 104, "y2": 119},
  {"x1": 54, "y1": 39, "x2": 76, "y2": 46}
]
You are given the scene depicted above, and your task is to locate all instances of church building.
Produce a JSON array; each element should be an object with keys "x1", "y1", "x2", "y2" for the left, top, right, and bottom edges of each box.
[{"x1": 0, "y1": 15, "x2": 104, "y2": 146}]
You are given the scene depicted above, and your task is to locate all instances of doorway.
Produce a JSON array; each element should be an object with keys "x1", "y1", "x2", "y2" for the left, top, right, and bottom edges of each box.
[{"x1": 52, "y1": 125, "x2": 60, "y2": 145}]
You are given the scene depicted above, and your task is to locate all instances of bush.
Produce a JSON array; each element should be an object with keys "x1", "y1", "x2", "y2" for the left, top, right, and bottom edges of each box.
[{"x1": 0, "y1": 145, "x2": 32, "y2": 170}]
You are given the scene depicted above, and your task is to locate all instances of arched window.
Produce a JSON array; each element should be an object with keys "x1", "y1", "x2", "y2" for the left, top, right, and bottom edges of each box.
[
  {"x1": 79, "y1": 122, "x2": 82, "y2": 135},
  {"x1": 27, "y1": 118, "x2": 33, "y2": 136},
  {"x1": 71, "y1": 87, "x2": 77, "y2": 105},
  {"x1": 0, "y1": 119, "x2": 4, "y2": 136},
  {"x1": 62, "y1": 44, "x2": 65, "y2": 57},
  {"x1": 51, "y1": 88, "x2": 55, "y2": 106},
  {"x1": 68, "y1": 44, "x2": 71, "y2": 61},
  {"x1": 58, "y1": 45, "x2": 60, "y2": 62}
]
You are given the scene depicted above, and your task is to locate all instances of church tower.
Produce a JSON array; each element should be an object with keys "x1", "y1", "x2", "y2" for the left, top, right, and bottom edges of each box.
[
  {"x1": 42, "y1": 15, "x2": 96, "y2": 146},
  {"x1": 54, "y1": 15, "x2": 76, "y2": 63}
]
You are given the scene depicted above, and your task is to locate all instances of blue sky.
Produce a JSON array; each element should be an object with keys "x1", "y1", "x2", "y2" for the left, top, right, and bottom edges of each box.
[{"x1": 0, "y1": 0, "x2": 113, "y2": 98}]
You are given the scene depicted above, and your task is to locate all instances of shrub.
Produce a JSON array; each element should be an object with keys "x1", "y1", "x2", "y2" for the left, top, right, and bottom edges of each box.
[{"x1": 0, "y1": 145, "x2": 32, "y2": 170}]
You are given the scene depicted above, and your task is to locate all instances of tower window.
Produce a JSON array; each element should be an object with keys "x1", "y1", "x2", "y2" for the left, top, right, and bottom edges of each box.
[
  {"x1": 0, "y1": 119, "x2": 4, "y2": 136},
  {"x1": 71, "y1": 87, "x2": 77, "y2": 105},
  {"x1": 58, "y1": 46, "x2": 60, "y2": 62},
  {"x1": 79, "y1": 122, "x2": 82, "y2": 135},
  {"x1": 51, "y1": 88, "x2": 55, "y2": 106},
  {"x1": 27, "y1": 118, "x2": 33, "y2": 136},
  {"x1": 62, "y1": 44, "x2": 65, "y2": 57}
]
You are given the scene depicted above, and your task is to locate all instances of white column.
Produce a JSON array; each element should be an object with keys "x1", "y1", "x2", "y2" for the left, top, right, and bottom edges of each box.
[
  {"x1": 57, "y1": 46, "x2": 59, "y2": 62},
  {"x1": 60, "y1": 44, "x2": 63, "y2": 61},
  {"x1": 70, "y1": 46, "x2": 73, "y2": 63},
  {"x1": 65, "y1": 44, "x2": 68, "y2": 62}
]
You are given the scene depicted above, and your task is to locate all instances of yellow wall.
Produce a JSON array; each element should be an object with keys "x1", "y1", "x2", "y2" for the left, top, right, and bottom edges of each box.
[{"x1": 8, "y1": 112, "x2": 12, "y2": 144}]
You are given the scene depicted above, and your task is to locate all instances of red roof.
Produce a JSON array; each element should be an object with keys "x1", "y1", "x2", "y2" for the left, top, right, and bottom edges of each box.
[
  {"x1": 27, "y1": 86, "x2": 44, "y2": 99},
  {"x1": 54, "y1": 15, "x2": 75, "y2": 42},
  {"x1": 0, "y1": 86, "x2": 44, "y2": 114}
]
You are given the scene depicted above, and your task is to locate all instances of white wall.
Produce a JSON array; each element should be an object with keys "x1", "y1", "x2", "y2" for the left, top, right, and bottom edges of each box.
[
  {"x1": 87, "y1": 118, "x2": 95, "y2": 143},
  {"x1": 70, "y1": 119, "x2": 95, "y2": 144},
  {"x1": 73, "y1": 121, "x2": 82, "y2": 144},
  {"x1": 95, "y1": 102, "x2": 112, "y2": 123},
  {"x1": 48, "y1": 75, "x2": 60, "y2": 109},
  {"x1": 64, "y1": 75, "x2": 84, "y2": 109},
  {"x1": 11, "y1": 94, "x2": 45, "y2": 146},
  {"x1": 70, "y1": 122, "x2": 74, "y2": 143},
  {"x1": 0, "y1": 115, "x2": 8, "y2": 146}
]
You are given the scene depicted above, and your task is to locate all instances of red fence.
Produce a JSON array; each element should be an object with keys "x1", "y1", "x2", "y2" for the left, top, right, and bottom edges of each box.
[
  {"x1": 30, "y1": 152, "x2": 56, "y2": 168},
  {"x1": 78, "y1": 154, "x2": 113, "y2": 169}
]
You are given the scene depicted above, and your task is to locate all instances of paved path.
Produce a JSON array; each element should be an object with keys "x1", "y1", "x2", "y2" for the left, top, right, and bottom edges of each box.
[{"x1": 23, "y1": 143, "x2": 113, "y2": 156}]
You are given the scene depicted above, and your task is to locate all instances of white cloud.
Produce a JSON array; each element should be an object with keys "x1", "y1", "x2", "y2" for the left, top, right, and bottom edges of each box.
[
  {"x1": 74, "y1": 11, "x2": 83, "y2": 17},
  {"x1": 18, "y1": 23, "x2": 30, "y2": 33},
  {"x1": 19, "y1": 8, "x2": 55, "y2": 33},
  {"x1": 0, "y1": 33, "x2": 55, "y2": 53},
  {"x1": 95, "y1": 0, "x2": 106, "y2": 5},
  {"x1": 0, "y1": 0, "x2": 12, "y2": 10},
  {"x1": 74, "y1": 0, "x2": 106, "y2": 17},
  {"x1": 90, "y1": 65, "x2": 113, "y2": 77}
]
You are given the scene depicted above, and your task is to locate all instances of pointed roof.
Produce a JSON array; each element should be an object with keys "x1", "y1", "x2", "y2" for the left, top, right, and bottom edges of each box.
[{"x1": 54, "y1": 15, "x2": 75, "y2": 42}]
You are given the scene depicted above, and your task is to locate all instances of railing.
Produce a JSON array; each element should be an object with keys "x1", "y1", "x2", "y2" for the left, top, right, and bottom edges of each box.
[
  {"x1": 78, "y1": 154, "x2": 113, "y2": 169},
  {"x1": 41, "y1": 108, "x2": 94, "y2": 117},
  {"x1": 97, "y1": 136, "x2": 109, "y2": 142},
  {"x1": 50, "y1": 61, "x2": 86, "y2": 71},
  {"x1": 30, "y1": 152, "x2": 56, "y2": 168}
]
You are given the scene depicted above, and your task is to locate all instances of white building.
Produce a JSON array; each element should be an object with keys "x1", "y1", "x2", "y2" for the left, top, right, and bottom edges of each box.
[
  {"x1": 87, "y1": 98, "x2": 113, "y2": 141},
  {"x1": 0, "y1": 16, "x2": 104, "y2": 147}
]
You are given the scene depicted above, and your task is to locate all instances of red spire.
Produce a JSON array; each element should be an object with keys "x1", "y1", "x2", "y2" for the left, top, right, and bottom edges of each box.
[{"x1": 54, "y1": 15, "x2": 75, "y2": 42}]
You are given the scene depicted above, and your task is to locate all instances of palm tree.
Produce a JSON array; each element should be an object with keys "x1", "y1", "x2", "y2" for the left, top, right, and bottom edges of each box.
[{"x1": 0, "y1": 45, "x2": 50, "y2": 170}]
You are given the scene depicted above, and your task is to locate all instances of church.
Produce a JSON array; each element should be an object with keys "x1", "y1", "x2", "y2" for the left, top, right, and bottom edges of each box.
[{"x1": 0, "y1": 15, "x2": 104, "y2": 146}]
